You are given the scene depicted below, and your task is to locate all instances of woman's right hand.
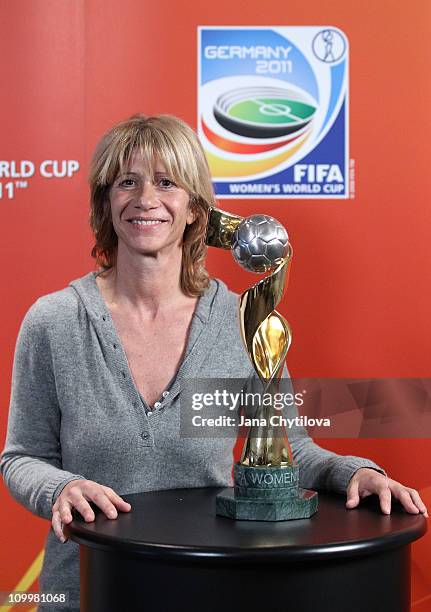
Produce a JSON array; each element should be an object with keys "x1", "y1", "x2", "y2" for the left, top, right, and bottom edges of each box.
[{"x1": 51, "y1": 479, "x2": 132, "y2": 542}]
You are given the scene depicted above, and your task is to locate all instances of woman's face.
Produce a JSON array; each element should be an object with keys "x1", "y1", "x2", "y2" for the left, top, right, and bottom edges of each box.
[{"x1": 108, "y1": 150, "x2": 194, "y2": 257}]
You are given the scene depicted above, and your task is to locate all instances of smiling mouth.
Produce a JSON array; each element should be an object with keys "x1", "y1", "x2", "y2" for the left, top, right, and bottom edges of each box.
[{"x1": 127, "y1": 219, "x2": 167, "y2": 226}]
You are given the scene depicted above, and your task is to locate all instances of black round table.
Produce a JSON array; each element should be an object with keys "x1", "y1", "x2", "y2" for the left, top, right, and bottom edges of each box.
[{"x1": 65, "y1": 487, "x2": 427, "y2": 612}]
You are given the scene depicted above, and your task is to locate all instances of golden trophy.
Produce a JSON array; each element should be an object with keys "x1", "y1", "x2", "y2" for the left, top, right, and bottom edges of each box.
[{"x1": 206, "y1": 207, "x2": 318, "y2": 520}]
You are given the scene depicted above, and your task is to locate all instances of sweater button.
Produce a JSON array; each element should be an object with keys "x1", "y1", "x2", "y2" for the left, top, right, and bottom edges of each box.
[
  {"x1": 141, "y1": 432, "x2": 150, "y2": 440},
  {"x1": 154, "y1": 401, "x2": 161, "y2": 408}
]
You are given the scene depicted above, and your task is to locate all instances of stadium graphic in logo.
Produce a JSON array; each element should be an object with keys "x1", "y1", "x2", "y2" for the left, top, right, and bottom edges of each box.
[
  {"x1": 213, "y1": 86, "x2": 316, "y2": 138},
  {"x1": 198, "y1": 27, "x2": 349, "y2": 198}
]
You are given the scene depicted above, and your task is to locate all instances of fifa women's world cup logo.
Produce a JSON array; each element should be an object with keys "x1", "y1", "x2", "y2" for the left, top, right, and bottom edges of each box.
[{"x1": 206, "y1": 207, "x2": 318, "y2": 521}]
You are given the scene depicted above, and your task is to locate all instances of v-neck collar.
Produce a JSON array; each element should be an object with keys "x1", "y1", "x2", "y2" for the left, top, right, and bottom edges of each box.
[{"x1": 69, "y1": 271, "x2": 228, "y2": 415}]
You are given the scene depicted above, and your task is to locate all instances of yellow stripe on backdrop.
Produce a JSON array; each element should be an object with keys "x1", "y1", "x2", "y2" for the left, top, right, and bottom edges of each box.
[{"x1": 0, "y1": 549, "x2": 44, "y2": 611}]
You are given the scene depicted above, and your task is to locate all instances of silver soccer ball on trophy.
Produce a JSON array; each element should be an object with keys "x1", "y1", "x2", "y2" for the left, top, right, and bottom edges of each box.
[{"x1": 232, "y1": 214, "x2": 289, "y2": 273}]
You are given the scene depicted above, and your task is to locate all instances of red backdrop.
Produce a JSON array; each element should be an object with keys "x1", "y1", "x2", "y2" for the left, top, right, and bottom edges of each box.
[{"x1": 1, "y1": 1, "x2": 430, "y2": 610}]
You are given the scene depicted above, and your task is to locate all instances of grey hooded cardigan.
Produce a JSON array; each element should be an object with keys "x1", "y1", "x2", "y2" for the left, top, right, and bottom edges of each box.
[{"x1": 1, "y1": 272, "x2": 383, "y2": 610}]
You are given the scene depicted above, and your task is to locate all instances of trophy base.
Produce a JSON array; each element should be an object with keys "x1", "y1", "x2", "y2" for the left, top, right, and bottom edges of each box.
[
  {"x1": 216, "y1": 487, "x2": 318, "y2": 521},
  {"x1": 216, "y1": 463, "x2": 318, "y2": 521}
]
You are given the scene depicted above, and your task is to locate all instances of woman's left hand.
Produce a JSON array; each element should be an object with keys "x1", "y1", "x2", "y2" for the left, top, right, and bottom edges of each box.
[{"x1": 346, "y1": 468, "x2": 428, "y2": 517}]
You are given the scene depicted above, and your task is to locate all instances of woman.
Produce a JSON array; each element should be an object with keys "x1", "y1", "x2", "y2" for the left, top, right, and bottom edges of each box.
[{"x1": 1, "y1": 114, "x2": 427, "y2": 611}]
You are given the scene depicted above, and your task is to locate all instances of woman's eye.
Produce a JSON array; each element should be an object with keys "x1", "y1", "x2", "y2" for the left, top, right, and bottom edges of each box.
[
  {"x1": 119, "y1": 178, "x2": 136, "y2": 188},
  {"x1": 158, "y1": 178, "x2": 175, "y2": 189}
]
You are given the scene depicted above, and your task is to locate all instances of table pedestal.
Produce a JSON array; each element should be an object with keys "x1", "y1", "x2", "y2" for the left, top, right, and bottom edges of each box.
[{"x1": 81, "y1": 545, "x2": 410, "y2": 612}]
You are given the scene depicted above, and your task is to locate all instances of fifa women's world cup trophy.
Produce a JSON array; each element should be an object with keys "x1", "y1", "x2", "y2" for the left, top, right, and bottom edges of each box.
[{"x1": 206, "y1": 207, "x2": 318, "y2": 521}]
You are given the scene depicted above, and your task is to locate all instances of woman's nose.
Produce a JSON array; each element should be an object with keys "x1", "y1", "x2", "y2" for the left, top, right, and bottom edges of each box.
[{"x1": 137, "y1": 181, "x2": 158, "y2": 208}]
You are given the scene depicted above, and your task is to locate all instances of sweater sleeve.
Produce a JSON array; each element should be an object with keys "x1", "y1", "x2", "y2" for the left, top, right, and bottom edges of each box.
[
  {"x1": 242, "y1": 367, "x2": 385, "y2": 494},
  {"x1": 0, "y1": 300, "x2": 86, "y2": 520}
]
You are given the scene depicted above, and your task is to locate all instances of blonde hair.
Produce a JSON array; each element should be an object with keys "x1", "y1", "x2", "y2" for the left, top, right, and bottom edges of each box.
[{"x1": 89, "y1": 114, "x2": 216, "y2": 296}]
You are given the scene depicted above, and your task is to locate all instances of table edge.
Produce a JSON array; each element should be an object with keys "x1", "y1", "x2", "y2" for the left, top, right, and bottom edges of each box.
[{"x1": 65, "y1": 520, "x2": 427, "y2": 563}]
